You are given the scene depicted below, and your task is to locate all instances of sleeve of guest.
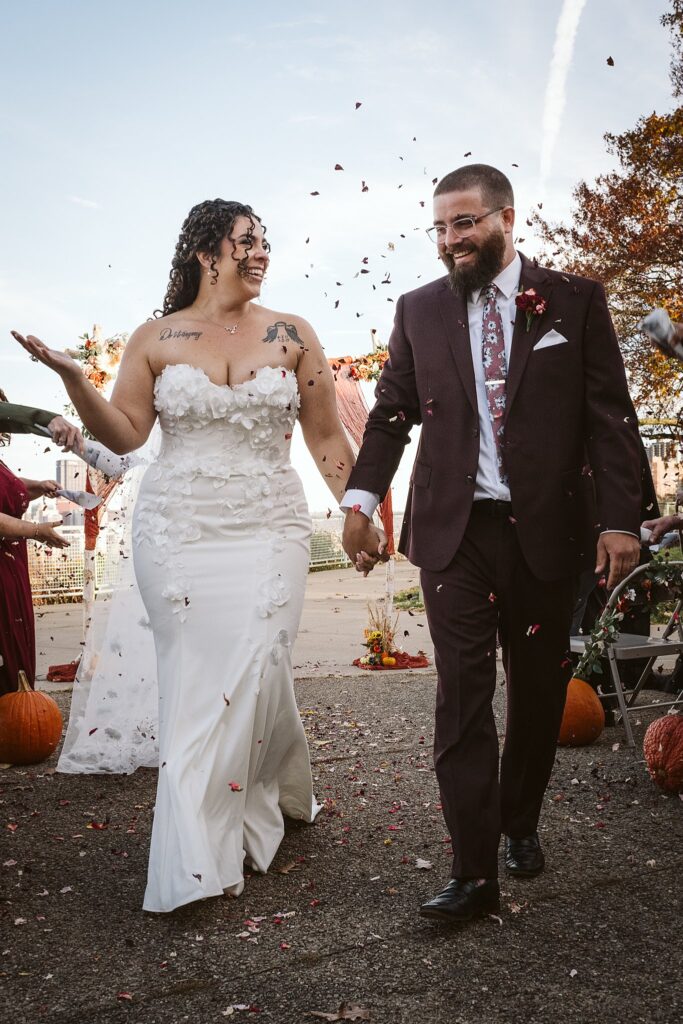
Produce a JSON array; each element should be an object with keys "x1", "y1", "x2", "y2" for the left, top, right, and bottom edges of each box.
[
  {"x1": 582, "y1": 281, "x2": 642, "y2": 536},
  {"x1": 344, "y1": 294, "x2": 421, "y2": 501}
]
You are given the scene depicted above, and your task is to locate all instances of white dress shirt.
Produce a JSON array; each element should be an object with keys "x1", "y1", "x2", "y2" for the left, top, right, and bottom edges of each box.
[{"x1": 341, "y1": 253, "x2": 521, "y2": 518}]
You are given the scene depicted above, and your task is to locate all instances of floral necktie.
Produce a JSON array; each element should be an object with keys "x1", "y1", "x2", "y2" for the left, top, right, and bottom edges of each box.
[{"x1": 481, "y1": 283, "x2": 508, "y2": 482}]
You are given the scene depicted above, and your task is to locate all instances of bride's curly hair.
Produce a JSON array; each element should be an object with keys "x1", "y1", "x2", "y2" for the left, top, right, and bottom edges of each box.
[{"x1": 158, "y1": 199, "x2": 268, "y2": 317}]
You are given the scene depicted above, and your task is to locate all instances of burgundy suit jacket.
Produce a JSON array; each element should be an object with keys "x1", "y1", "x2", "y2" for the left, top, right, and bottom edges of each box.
[{"x1": 346, "y1": 254, "x2": 642, "y2": 581}]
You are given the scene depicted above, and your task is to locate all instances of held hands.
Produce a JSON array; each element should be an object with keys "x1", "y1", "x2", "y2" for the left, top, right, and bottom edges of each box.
[
  {"x1": 11, "y1": 331, "x2": 82, "y2": 383},
  {"x1": 47, "y1": 415, "x2": 85, "y2": 455},
  {"x1": 595, "y1": 532, "x2": 641, "y2": 590},
  {"x1": 33, "y1": 521, "x2": 70, "y2": 549},
  {"x1": 342, "y1": 510, "x2": 389, "y2": 576}
]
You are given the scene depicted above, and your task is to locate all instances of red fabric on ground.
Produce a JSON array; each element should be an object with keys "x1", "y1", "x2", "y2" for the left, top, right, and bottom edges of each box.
[
  {"x1": 0, "y1": 460, "x2": 35, "y2": 694},
  {"x1": 353, "y1": 652, "x2": 430, "y2": 670},
  {"x1": 46, "y1": 660, "x2": 80, "y2": 683}
]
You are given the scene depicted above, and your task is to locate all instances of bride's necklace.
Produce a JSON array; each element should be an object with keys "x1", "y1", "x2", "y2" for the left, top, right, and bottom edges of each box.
[{"x1": 196, "y1": 304, "x2": 251, "y2": 335}]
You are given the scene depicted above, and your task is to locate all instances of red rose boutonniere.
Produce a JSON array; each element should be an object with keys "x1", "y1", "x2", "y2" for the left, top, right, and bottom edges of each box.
[{"x1": 515, "y1": 288, "x2": 548, "y2": 332}]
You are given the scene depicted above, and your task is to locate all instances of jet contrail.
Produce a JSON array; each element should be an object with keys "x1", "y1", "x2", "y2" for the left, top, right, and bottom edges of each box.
[{"x1": 539, "y1": 0, "x2": 589, "y2": 197}]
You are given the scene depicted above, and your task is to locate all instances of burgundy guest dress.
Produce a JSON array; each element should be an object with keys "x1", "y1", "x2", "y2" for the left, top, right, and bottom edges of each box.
[{"x1": 0, "y1": 461, "x2": 35, "y2": 695}]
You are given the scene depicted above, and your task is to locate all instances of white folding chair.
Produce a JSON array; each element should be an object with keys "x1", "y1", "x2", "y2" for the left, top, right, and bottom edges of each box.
[{"x1": 570, "y1": 561, "x2": 683, "y2": 746}]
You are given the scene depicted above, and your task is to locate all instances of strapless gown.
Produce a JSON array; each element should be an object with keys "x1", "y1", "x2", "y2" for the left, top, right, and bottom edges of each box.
[{"x1": 132, "y1": 363, "x2": 319, "y2": 913}]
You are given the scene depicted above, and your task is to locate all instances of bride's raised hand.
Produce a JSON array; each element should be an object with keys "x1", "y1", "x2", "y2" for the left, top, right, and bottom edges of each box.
[{"x1": 10, "y1": 331, "x2": 82, "y2": 383}]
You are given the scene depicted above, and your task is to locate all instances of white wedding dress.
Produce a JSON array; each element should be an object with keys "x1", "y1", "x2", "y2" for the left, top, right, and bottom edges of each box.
[{"x1": 65, "y1": 362, "x2": 320, "y2": 913}]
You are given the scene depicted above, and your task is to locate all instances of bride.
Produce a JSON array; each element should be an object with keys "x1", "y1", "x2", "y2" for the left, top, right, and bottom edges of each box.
[{"x1": 12, "y1": 199, "x2": 369, "y2": 913}]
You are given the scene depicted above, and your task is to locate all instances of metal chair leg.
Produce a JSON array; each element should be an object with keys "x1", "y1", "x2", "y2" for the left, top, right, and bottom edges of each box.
[{"x1": 608, "y1": 647, "x2": 635, "y2": 747}]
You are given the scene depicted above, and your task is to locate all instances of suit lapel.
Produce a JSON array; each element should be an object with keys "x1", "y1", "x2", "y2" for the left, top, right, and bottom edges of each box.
[
  {"x1": 505, "y1": 254, "x2": 553, "y2": 414},
  {"x1": 437, "y1": 283, "x2": 478, "y2": 416}
]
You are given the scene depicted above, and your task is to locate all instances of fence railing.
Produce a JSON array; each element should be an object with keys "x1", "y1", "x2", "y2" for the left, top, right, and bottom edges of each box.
[
  {"x1": 28, "y1": 512, "x2": 404, "y2": 600},
  {"x1": 29, "y1": 512, "x2": 405, "y2": 598}
]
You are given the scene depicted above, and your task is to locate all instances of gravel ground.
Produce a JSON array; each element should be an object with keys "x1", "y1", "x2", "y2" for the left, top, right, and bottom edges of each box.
[{"x1": 2, "y1": 672, "x2": 681, "y2": 1024}]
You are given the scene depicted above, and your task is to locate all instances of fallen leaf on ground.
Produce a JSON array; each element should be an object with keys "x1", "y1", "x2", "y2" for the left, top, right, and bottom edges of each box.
[
  {"x1": 308, "y1": 1004, "x2": 370, "y2": 1021},
  {"x1": 275, "y1": 861, "x2": 299, "y2": 875}
]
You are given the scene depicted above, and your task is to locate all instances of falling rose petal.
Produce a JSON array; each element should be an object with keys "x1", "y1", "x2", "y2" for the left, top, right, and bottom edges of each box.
[
  {"x1": 229, "y1": 782, "x2": 243, "y2": 792},
  {"x1": 361, "y1": 181, "x2": 369, "y2": 192},
  {"x1": 355, "y1": 101, "x2": 362, "y2": 109},
  {"x1": 464, "y1": 150, "x2": 472, "y2": 157},
  {"x1": 488, "y1": 592, "x2": 497, "y2": 603},
  {"x1": 334, "y1": 164, "x2": 344, "y2": 171},
  {"x1": 88, "y1": 727, "x2": 98, "y2": 736},
  {"x1": 526, "y1": 624, "x2": 541, "y2": 636},
  {"x1": 310, "y1": 191, "x2": 320, "y2": 196},
  {"x1": 606, "y1": 56, "x2": 614, "y2": 66}
]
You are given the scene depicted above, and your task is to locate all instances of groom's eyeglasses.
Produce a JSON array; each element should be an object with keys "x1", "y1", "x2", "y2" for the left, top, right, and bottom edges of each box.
[{"x1": 426, "y1": 207, "x2": 506, "y2": 243}]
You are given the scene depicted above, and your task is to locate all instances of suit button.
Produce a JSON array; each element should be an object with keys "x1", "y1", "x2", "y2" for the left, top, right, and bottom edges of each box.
[{"x1": 466, "y1": 474, "x2": 475, "y2": 483}]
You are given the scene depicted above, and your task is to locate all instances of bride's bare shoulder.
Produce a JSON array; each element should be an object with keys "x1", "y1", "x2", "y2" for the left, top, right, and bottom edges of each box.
[
  {"x1": 128, "y1": 313, "x2": 204, "y2": 349},
  {"x1": 254, "y1": 306, "x2": 317, "y2": 346}
]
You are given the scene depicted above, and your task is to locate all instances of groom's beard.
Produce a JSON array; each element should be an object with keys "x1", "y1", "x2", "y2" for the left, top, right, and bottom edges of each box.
[{"x1": 443, "y1": 228, "x2": 507, "y2": 296}]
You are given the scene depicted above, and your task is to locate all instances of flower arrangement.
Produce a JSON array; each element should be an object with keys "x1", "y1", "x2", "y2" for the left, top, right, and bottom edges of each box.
[
  {"x1": 65, "y1": 328, "x2": 127, "y2": 393},
  {"x1": 574, "y1": 559, "x2": 683, "y2": 681},
  {"x1": 515, "y1": 288, "x2": 547, "y2": 332},
  {"x1": 330, "y1": 347, "x2": 389, "y2": 383},
  {"x1": 357, "y1": 601, "x2": 399, "y2": 667}
]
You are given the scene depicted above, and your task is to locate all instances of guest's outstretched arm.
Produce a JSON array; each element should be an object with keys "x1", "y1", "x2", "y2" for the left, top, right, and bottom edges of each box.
[{"x1": 11, "y1": 326, "x2": 157, "y2": 455}]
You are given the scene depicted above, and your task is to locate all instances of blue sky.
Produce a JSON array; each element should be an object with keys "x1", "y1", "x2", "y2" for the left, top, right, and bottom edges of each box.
[{"x1": 0, "y1": 0, "x2": 675, "y2": 511}]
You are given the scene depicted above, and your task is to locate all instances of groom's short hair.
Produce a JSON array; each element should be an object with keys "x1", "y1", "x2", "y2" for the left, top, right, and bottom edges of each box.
[{"x1": 434, "y1": 164, "x2": 514, "y2": 209}]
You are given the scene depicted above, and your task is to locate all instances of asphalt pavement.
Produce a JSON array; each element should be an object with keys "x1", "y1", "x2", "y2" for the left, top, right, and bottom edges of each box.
[{"x1": 2, "y1": 563, "x2": 681, "y2": 1024}]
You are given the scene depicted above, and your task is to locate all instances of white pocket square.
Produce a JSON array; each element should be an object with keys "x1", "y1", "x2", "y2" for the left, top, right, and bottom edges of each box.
[{"x1": 533, "y1": 329, "x2": 568, "y2": 351}]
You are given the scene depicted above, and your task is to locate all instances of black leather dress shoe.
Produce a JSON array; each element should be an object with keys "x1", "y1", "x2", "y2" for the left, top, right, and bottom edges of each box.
[
  {"x1": 419, "y1": 878, "x2": 500, "y2": 923},
  {"x1": 504, "y1": 833, "x2": 545, "y2": 877}
]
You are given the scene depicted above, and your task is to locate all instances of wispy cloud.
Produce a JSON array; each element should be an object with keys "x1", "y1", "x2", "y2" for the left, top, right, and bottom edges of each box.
[
  {"x1": 67, "y1": 195, "x2": 100, "y2": 210},
  {"x1": 539, "y1": 0, "x2": 589, "y2": 196}
]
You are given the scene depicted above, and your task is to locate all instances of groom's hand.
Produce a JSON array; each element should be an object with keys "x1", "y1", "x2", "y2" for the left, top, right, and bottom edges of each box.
[
  {"x1": 595, "y1": 532, "x2": 641, "y2": 590},
  {"x1": 342, "y1": 511, "x2": 388, "y2": 576}
]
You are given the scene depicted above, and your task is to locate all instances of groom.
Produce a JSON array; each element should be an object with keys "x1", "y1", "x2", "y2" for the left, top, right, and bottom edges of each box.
[{"x1": 342, "y1": 164, "x2": 642, "y2": 923}]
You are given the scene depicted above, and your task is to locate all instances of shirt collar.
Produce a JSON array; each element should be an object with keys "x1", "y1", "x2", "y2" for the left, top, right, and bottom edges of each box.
[{"x1": 471, "y1": 251, "x2": 522, "y2": 305}]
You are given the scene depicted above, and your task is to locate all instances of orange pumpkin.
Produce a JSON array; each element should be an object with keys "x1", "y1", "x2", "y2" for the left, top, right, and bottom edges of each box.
[
  {"x1": 643, "y1": 714, "x2": 683, "y2": 793},
  {"x1": 0, "y1": 670, "x2": 63, "y2": 765},
  {"x1": 558, "y1": 677, "x2": 605, "y2": 746}
]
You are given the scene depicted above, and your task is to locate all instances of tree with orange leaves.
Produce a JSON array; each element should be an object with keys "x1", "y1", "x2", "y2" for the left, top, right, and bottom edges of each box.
[{"x1": 534, "y1": 2, "x2": 683, "y2": 442}]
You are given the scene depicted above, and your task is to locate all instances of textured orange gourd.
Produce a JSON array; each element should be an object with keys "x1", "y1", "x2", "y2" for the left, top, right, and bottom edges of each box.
[
  {"x1": 558, "y1": 677, "x2": 605, "y2": 746},
  {"x1": 0, "y1": 671, "x2": 63, "y2": 765},
  {"x1": 643, "y1": 714, "x2": 683, "y2": 793}
]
